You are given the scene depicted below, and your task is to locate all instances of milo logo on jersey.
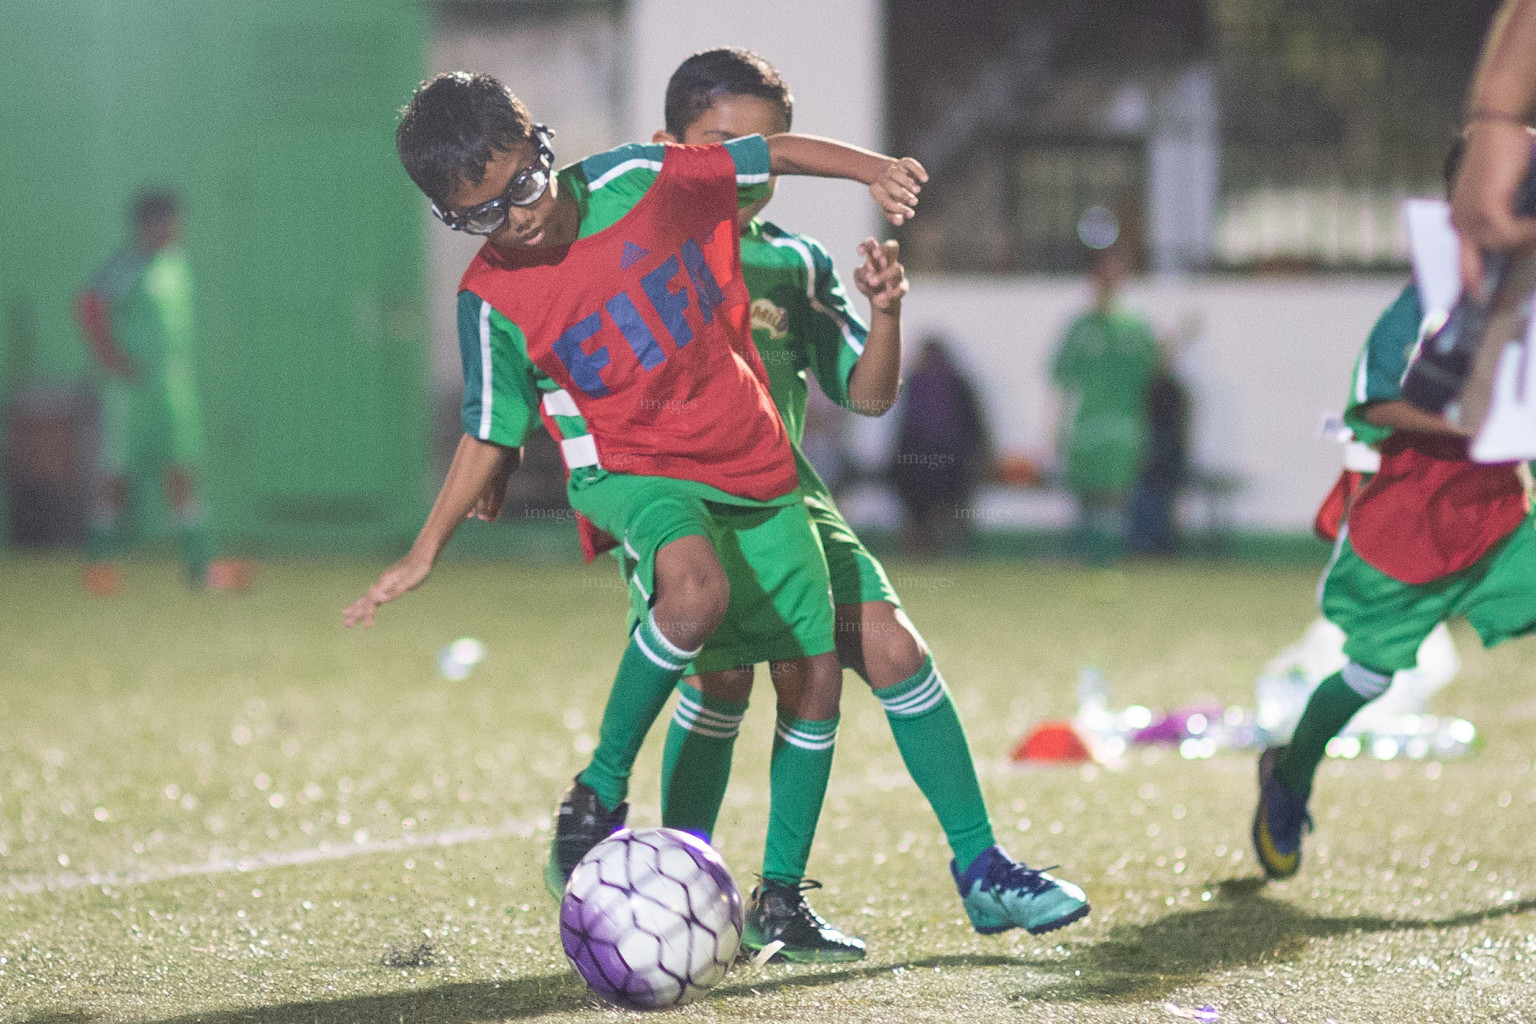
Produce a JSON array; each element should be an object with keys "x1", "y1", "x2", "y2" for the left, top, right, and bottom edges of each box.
[
  {"x1": 750, "y1": 297, "x2": 789, "y2": 340},
  {"x1": 550, "y1": 235, "x2": 729, "y2": 398}
]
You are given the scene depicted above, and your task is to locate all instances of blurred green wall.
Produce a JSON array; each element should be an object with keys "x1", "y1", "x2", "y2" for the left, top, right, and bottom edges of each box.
[{"x1": 0, "y1": 0, "x2": 431, "y2": 553}]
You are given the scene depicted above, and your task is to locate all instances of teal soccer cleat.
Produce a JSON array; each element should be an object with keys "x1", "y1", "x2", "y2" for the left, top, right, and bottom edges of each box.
[{"x1": 952, "y1": 846, "x2": 1090, "y2": 935}]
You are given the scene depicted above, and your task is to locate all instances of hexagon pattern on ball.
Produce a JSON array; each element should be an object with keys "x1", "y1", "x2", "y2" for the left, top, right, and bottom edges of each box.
[{"x1": 560, "y1": 827, "x2": 744, "y2": 1010}]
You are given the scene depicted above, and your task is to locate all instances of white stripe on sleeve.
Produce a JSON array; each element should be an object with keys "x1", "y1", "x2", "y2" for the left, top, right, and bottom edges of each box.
[
  {"x1": 767, "y1": 235, "x2": 865, "y2": 357},
  {"x1": 542, "y1": 389, "x2": 580, "y2": 417},
  {"x1": 589, "y1": 158, "x2": 664, "y2": 191},
  {"x1": 478, "y1": 301, "x2": 494, "y2": 440},
  {"x1": 560, "y1": 435, "x2": 600, "y2": 469}
]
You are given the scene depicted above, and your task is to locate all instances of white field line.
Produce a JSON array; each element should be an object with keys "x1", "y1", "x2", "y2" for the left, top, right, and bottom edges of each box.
[{"x1": 1, "y1": 818, "x2": 543, "y2": 897}]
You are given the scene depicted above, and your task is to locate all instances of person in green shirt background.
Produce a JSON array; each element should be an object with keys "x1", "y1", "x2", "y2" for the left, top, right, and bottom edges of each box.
[
  {"x1": 75, "y1": 192, "x2": 245, "y2": 594},
  {"x1": 1052, "y1": 247, "x2": 1159, "y2": 562}
]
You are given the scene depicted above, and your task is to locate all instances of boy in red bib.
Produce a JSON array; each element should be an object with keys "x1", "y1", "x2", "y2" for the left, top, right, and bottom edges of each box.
[
  {"x1": 1252, "y1": 142, "x2": 1536, "y2": 880},
  {"x1": 343, "y1": 72, "x2": 927, "y2": 895}
]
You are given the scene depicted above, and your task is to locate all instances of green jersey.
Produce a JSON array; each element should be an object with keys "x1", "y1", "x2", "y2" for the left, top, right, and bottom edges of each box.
[
  {"x1": 1052, "y1": 306, "x2": 1159, "y2": 494},
  {"x1": 738, "y1": 220, "x2": 868, "y2": 450},
  {"x1": 91, "y1": 244, "x2": 196, "y2": 387},
  {"x1": 1343, "y1": 283, "x2": 1421, "y2": 450},
  {"x1": 456, "y1": 136, "x2": 772, "y2": 503}
]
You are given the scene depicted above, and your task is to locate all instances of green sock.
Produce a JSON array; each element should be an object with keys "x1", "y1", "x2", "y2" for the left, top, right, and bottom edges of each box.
[
  {"x1": 1275, "y1": 663, "x2": 1390, "y2": 798},
  {"x1": 660, "y1": 682, "x2": 748, "y2": 842},
  {"x1": 579, "y1": 611, "x2": 701, "y2": 812},
  {"x1": 874, "y1": 655, "x2": 996, "y2": 872},
  {"x1": 175, "y1": 501, "x2": 214, "y2": 585},
  {"x1": 762, "y1": 713, "x2": 838, "y2": 886}
]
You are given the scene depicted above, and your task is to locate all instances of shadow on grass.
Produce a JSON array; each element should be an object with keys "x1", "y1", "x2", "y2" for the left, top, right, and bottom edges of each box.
[
  {"x1": 21, "y1": 972, "x2": 595, "y2": 1024},
  {"x1": 1012, "y1": 875, "x2": 1536, "y2": 1004},
  {"x1": 20, "y1": 955, "x2": 1020, "y2": 1024},
  {"x1": 712, "y1": 953, "x2": 1023, "y2": 998},
  {"x1": 23, "y1": 886, "x2": 1535, "y2": 1022}
]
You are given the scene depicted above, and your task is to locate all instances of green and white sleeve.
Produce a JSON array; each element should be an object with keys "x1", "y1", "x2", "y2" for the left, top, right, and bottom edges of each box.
[
  {"x1": 721, "y1": 134, "x2": 773, "y2": 208},
  {"x1": 1342, "y1": 282, "x2": 1422, "y2": 445},
  {"x1": 802, "y1": 235, "x2": 868, "y2": 408},
  {"x1": 456, "y1": 290, "x2": 542, "y2": 448},
  {"x1": 574, "y1": 136, "x2": 772, "y2": 239}
]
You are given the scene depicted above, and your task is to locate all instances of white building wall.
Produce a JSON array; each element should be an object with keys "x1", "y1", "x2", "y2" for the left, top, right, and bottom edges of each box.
[
  {"x1": 845, "y1": 274, "x2": 1407, "y2": 532},
  {"x1": 625, "y1": 0, "x2": 887, "y2": 278}
]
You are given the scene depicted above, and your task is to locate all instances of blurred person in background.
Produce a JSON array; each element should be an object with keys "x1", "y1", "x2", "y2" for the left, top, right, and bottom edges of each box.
[
  {"x1": 1125, "y1": 344, "x2": 1190, "y2": 555},
  {"x1": 890, "y1": 336, "x2": 991, "y2": 554},
  {"x1": 75, "y1": 192, "x2": 245, "y2": 594},
  {"x1": 1051, "y1": 247, "x2": 1158, "y2": 563}
]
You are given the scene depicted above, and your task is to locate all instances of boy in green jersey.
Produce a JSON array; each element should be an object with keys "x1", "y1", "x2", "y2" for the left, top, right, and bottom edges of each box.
[
  {"x1": 75, "y1": 192, "x2": 243, "y2": 593},
  {"x1": 647, "y1": 49, "x2": 1089, "y2": 954},
  {"x1": 1052, "y1": 249, "x2": 1159, "y2": 561},
  {"x1": 342, "y1": 73, "x2": 929, "y2": 914},
  {"x1": 1252, "y1": 140, "x2": 1536, "y2": 879}
]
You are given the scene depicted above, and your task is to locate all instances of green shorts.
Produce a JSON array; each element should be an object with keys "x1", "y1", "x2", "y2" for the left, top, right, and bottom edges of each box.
[
  {"x1": 685, "y1": 500, "x2": 836, "y2": 673},
  {"x1": 99, "y1": 375, "x2": 204, "y2": 477},
  {"x1": 1320, "y1": 513, "x2": 1536, "y2": 672},
  {"x1": 581, "y1": 473, "x2": 834, "y2": 675},
  {"x1": 802, "y1": 478, "x2": 900, "y2": 609}
]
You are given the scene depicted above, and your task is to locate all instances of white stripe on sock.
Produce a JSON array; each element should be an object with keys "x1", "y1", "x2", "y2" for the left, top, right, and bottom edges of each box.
[
  {"x1": 671, "y1": 706, "x2": 740, "y2": 740},
  {"x1": 1341, "y1": 660, "x2": 1391, "y2": 699},
  {"x1": 877, "y1": 669, "x2": 947, "y2": 718},
  {"x1": 775, "y1": 720, "x2": 837, "y2": 751},
  {"x1": 633, "y1": 628, "x2": 686, "y2": 672},
  {"x1": 674, "y1": 696, "x2": 744, "y2": 738},
  {"x1": 646, "y1": 612, "x2": 700, "y2": 662},
  {"x1": 676, "y1": 695, "x2": 744, "y2": 730}
]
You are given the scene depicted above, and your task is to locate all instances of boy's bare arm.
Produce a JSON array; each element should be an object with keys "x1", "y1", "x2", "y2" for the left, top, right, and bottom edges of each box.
[
  {"x1": 1453, "y1": 0, "x2": 1536, "y2": 289},
  {"x1": 847, "y1": 239, "x2": 906, "y2": 416},
  {"x1": 343, "y1": 434, "x2": 520, "y2": 627},
  {"x1": 1360, "y1": 400, "x2": 1473, "y2": 437},
  {"x1": 765, "y1": 134, "x2": 928, "y2": 226}
]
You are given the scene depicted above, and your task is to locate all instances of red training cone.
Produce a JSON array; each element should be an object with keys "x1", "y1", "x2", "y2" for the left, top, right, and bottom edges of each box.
[{"x1": 1011, "y1": 720, "x2": 1093, "y2": 763}]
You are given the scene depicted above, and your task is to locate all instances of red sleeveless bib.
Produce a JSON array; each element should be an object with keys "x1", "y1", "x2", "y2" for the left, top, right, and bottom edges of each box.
[
  {"x1": 460, "y1": 144, "x2": 796, "y2": 513},
  {"x1": 1346, "y1": 433, "x2": 1527, "y2": 584}
]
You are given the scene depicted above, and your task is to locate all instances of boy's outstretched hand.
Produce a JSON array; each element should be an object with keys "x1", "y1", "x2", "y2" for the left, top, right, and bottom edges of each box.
[
  {"x1": 853, "y1": 239, "x2": 908, "y2": 312},
  {"x1": 343, "y1": 552, "x2": 432, "y2": 628},
  {"x1": 870, "y1": 158, "x2": 928, "y2": 226}
]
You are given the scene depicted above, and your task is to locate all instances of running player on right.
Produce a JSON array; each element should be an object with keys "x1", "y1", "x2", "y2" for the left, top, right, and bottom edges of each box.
[
  {"x1": 654, "y1": 48, "x2": 1089, "y2": 942},
  {"x1": 1252, "y1": 141, "x2": 1536, "y2": 879}
]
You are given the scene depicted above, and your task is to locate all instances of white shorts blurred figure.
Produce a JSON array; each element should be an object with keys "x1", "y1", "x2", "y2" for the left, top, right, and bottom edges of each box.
[{"x1": 1256, "y1": 617, "x2": 1459, "y2": 741}]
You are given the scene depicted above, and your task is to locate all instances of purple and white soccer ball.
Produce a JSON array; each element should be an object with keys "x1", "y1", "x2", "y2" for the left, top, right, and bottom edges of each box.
[{"x1": 559, "y1": 827, "x2": 743, "y2": 1010}]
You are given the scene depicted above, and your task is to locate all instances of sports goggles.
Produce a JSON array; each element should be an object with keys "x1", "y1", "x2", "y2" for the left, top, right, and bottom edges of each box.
[{"x1": 431, "y1": 124, "x2": 555, "y2": 235}]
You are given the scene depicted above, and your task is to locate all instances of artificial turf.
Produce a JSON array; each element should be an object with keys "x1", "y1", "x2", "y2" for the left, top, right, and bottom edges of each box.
[{"x1": 2, "y1": 552, "x2": 1534, "y2": 1022}]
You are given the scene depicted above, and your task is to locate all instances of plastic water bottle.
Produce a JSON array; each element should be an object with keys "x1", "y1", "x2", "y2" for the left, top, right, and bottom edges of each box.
[
  {"x1": 1075, "y1": 667, "x2": 1110, "y2": 731},
  {"x1": 1325, "y1": 714, "x2": 1476, "y2": 760}
]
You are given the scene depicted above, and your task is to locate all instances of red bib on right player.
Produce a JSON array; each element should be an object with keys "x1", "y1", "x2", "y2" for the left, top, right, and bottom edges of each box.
[{"x1": 1346, "y1": 433, "x2": 1528, "y2": 584}]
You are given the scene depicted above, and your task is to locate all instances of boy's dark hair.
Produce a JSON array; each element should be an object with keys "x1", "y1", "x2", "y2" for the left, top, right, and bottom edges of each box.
[
  {"x1": 665, "y1": 47, "x2": 793, "y2": 138},
  {"x1": 1443, "y1": 133, "x2": 1467, "y2": 199},
  {"x1": 396, "y1": 72, "x2": 534, "y2": 208},
  {"x1": 132, "y1": 190, "x2": 180, "y2": 226}
]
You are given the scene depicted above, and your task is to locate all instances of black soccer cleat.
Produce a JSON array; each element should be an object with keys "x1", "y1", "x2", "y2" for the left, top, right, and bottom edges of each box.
[
  {"x1": 543, "y1": 777, "x2": 628, "y2": 899},
  {"x1": 741, "y1": 879, "x2": 867, "y2": 964},
  {"x1": 1251, "y1": 746, "x2": 1314, "y2": 880}
]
